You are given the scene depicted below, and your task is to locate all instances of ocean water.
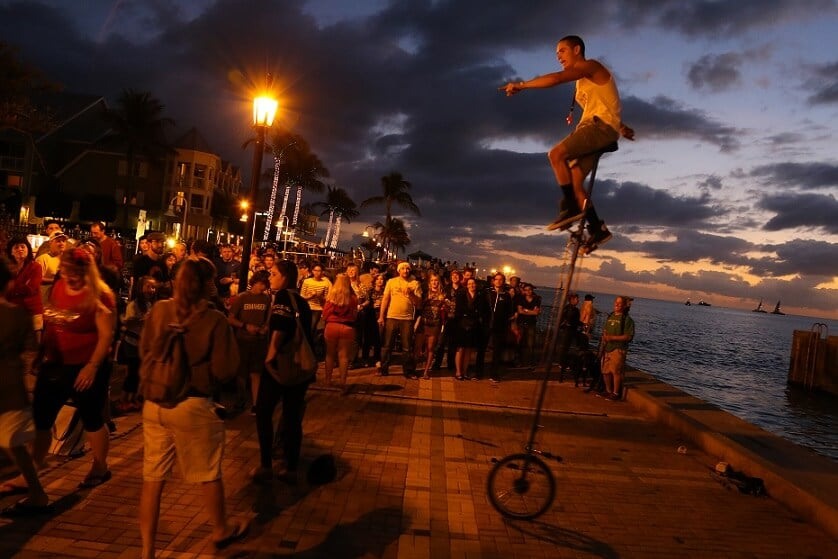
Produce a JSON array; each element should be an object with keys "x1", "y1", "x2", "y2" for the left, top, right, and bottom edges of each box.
[{"x1": 537, "y1": 289, "x2": 838, "y2": 461}]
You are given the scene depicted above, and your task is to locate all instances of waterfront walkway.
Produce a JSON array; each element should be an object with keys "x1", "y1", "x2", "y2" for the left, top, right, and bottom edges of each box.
[{"x1": 1, "y1": 365, "x2": 835, "y2": 558}]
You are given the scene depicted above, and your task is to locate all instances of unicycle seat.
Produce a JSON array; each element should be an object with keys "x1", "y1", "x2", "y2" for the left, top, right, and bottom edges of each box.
[{"x1": 598, "y1": 141, "x2": 618, "y2": 154}]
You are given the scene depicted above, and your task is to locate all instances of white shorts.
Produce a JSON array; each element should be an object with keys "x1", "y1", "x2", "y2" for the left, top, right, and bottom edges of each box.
[{"x1": 142, "y1": 398, "x2": 225, "y2": 483}]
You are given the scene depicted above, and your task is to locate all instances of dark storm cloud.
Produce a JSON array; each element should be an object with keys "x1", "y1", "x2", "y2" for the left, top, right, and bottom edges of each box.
[
  {"x1": 3, "y1": 0, "x2": 836, "y2": 316},
  {"x1": 750, "y1": 162, "x2": 838, "y2": 190},
  {"x1": 686, "y1": 53, "x2": 743, "y2": 92},
  {"x1": 621, "y1": 96, "x2": 741, "y2": 151},
  {"x1": 593, "y1": 180, "x2": 720, "y2": 226},
  {"x1": 747, "y1": 239, "x2": 838, "y2": 277},
  {"x1": 759, "y1": 192, "x2": 838, "y2": 233},
  {"x1": 631, "y1": 229, "x2": 750, "y2": 264},
  {"x1": 806, "y1": 60, "x2": 838, "y2": 104},
  {"x1": 625, "y1": 0, "x2": 838, "y2": 37}
]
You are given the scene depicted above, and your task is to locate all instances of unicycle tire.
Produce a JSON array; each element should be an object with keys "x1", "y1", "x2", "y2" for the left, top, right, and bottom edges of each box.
[{"x1": 487, "y1": 453, "x2": 556, "y2": 520}]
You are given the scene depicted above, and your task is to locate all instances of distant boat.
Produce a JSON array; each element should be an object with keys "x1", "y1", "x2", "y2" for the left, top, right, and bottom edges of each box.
[
  {"x1": 697, "y1": 300, "x2": 711, "y2": 307},
  {"x1": 685, "y1": 299, "x2": 691, "y2": 306},
  {"x1": 771, "y1": 301, "x2": 785, "y2": 315},
  {"x1": 752, "y1": 299, "x2": 767, "y2": 313}
]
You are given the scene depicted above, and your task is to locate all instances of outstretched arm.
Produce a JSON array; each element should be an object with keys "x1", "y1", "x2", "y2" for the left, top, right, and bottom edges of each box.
[
  {"x1": 500, "y1": 60, "x2": 605, "y2": 96},
  {"x1": 619, "y1": 122, "x2": 635, "y2": 141}
]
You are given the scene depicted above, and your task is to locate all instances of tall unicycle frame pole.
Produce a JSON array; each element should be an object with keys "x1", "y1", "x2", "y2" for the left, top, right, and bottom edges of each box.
[{"x1": 487, "y1": 143, "x2": 615, "y2": 520}]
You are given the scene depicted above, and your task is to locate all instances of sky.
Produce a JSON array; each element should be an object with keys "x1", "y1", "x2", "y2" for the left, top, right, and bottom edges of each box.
[{"x1": 2, "y1": 0, "x2": 837, "y2": 318}]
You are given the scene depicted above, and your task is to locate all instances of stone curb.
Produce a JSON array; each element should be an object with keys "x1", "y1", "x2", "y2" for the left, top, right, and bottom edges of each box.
[{"x1": 625, "y1": 368, "x2": 838, "y2": 540}]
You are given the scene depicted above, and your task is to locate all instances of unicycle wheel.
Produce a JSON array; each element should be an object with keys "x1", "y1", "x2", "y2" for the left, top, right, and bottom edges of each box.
[{"x1": 487, "y1": 453, "x2": 556, "y2": 520}]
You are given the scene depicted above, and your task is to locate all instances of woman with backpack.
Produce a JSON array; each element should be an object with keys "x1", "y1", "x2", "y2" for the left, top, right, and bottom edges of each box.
[{"x1": 137, "y1": 257, "x2": 246, "y2": 556}]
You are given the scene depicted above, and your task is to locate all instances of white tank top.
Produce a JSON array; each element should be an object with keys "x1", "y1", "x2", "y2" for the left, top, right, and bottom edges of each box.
[{"x1": 575, "y1": 74, "x2": 621, "y2": 133}]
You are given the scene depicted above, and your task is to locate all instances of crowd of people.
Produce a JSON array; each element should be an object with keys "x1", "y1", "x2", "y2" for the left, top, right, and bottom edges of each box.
[{"x1": 0, "y1": 216, "x2": 634, "y2": 557}]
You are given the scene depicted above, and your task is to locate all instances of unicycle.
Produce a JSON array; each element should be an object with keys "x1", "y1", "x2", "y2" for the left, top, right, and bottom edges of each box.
[{"x1": 487, "y1": 143, "x2": 616, "y2": 521}]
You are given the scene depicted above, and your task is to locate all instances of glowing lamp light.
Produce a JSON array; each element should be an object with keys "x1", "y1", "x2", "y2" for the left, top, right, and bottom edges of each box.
[{"x1": 253, "y1": 96, "x2": 278, "y2": 127}]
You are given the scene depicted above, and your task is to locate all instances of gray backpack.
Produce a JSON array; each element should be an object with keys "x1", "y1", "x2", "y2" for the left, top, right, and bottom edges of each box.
[{"x1": 139, "y1": 323, "x2": 191, "y2": 407}]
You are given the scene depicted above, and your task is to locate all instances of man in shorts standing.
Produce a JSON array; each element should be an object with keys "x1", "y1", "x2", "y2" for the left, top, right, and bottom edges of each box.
[
  {"x1": 600, "y1": 296, "x2": 634, "y2": 400},
  {"x1": 501, "y1": 35, "x2": 634, "y2": 252}
]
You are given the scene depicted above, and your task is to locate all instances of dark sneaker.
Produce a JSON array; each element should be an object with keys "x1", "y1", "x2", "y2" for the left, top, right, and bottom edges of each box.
[
  {"x1": 547, "y1": 201, "x2": 584, "y2": 231},
  {"x1": 581, "y1": 224, "x2": 612, "y2": 255}
]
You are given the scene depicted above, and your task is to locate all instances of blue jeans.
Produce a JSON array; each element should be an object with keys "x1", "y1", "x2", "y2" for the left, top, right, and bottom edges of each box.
[{"x1": 381, "y1": 318, "x2": 416, "y2": 375}]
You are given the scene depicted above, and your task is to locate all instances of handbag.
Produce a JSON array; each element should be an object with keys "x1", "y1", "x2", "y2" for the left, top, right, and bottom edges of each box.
[
  {"x1": 49, "y1": 402, "x2": 85, "y2": 457},
  {"x1": 266, "y1": 292, "x2": 317, "y2": 386}
]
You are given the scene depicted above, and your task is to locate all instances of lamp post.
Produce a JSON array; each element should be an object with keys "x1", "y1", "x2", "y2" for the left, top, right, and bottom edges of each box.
[
  {"x1": 164, "y1": 191, "x2": 188, "y2": 240},
  {"x1": 239, "y1": 90, "x2": 278, "y2": 295}
]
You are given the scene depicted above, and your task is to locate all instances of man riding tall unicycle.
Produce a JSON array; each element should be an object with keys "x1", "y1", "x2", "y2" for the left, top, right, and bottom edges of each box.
[{"x1": 501, "y1": 35, "x2": 634, "y2": 254}]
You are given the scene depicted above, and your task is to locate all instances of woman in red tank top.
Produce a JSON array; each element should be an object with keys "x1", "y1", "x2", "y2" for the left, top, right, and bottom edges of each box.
[{"x1": 25, "y1": 247, "x2": 116, "y2": 491}]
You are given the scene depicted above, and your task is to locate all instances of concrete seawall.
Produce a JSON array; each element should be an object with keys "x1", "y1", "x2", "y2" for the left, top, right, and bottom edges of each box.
[{"x1": 625, "y1": 367, "x2": 838, "y2": 539}]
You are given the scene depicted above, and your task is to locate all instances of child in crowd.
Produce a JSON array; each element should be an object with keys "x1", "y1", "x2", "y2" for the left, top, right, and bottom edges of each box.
[
  {"x1": 117, "y1": 276, "x2": 158, "y2": 412},
  {"x1": 227, "y1": 270, "x2": 272, "y2": 413}
]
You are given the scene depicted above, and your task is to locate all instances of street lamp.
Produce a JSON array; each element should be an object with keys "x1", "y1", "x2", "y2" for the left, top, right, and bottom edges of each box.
[
  {"x1": 239, "y1": 88, "x2": 278, "y2": 294},
  {"x1": 164, "y1": 191, "x2": 188, "y2": 240}
]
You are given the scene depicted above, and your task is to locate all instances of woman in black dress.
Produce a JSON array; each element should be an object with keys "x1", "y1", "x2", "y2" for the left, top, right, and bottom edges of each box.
[{"x1": 453, "y1": 278, "x2": 484, "y2": 380}]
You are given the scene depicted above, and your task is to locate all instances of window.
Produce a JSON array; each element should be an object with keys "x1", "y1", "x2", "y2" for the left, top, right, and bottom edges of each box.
[
  {"x1": 191, "y1": 194, "x2": 205, "y2": 211},
  {"x1": 118, "y1": 160, "x2": 148, "y2": 177},
  {"x1": 194, "y1": 164, "x2": 207, "y2": 179}
]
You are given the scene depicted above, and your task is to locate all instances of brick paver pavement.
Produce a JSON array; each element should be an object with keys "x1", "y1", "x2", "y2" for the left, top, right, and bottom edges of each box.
[{"x1": 0, "y1": 366, "x2": 834, "y2": 558}]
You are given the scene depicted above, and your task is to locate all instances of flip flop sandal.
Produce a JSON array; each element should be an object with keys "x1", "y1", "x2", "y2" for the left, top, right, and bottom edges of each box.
[
  {"x1": 0, "y1": 483, "x2": 29, "y2": 497},
  {"x1": 78, "y1": 470, "x2": 112, "y2": 489},
  {"x1": 0, "y1": 499, "x2": 53, "y2": 518},
  {"x1": 213, "y1": 520, "x2": 250, "y2": 550}
]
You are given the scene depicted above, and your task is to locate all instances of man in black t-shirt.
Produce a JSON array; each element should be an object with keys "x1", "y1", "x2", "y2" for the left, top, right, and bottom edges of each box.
[
  {"x1": 252, "y1": 260, "x2": 312, "y2": 485},
  {"x1": 515, "y1": 283, "x2": 542, "y2": 367},
  {"x1": 475, "y1": 272, "x2": 515, "y2": 382}
]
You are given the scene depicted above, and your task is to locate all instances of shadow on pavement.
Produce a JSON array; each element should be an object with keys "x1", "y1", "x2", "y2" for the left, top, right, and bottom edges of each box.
[
  {"x1": 507, "y1": 518, "x2": 619, "y2": 559},
  {"x1": 286, "y1": 506, "x2": 402, "y2": 557},
  {"x1": 353, "y1": 382, "x2": 404, "y2": 394},
  {"x1": 241, "y1": 443, "x2": 352, "y2": 526},
  {"x1": 0, "y1": 492, "x2": 83, "y2": 556}
]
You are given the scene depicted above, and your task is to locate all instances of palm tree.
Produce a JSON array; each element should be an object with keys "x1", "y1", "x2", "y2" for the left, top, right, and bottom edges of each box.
[
  {"x1": 100, "y1": 89, "x2": 174, "y2": 226},
  {"x1": 360, "y1": 171, "x2": 420, "y2": 224},
  {"x1": 313, "y1": 185, "x2": 359, "y2": 248},
  {"x1": 373, "y1": 216, "x2": 410, "y2": 260},
  {"x1": 102, "y1": 89, "x2": 175, "y2": 179},
  {"x1": 262, "y1": 128, "x2": 328, "y2": 240}
]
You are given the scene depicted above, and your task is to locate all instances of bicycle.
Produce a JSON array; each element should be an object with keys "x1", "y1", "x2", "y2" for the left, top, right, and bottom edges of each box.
[{"x1": 486, "y1": 143, "x2": 616, "y2": 520}]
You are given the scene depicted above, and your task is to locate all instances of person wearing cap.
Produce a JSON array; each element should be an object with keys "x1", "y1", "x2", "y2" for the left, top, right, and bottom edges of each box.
[
  {"x1": 35, "y1": 220, "x2": 66, "y2": 258},
  {"x1": 35, "y1": 230, "x2": 68, "y2": 305},
  {"x1": 378, "y1": 261, "x2": 422, "y2": 377}
]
